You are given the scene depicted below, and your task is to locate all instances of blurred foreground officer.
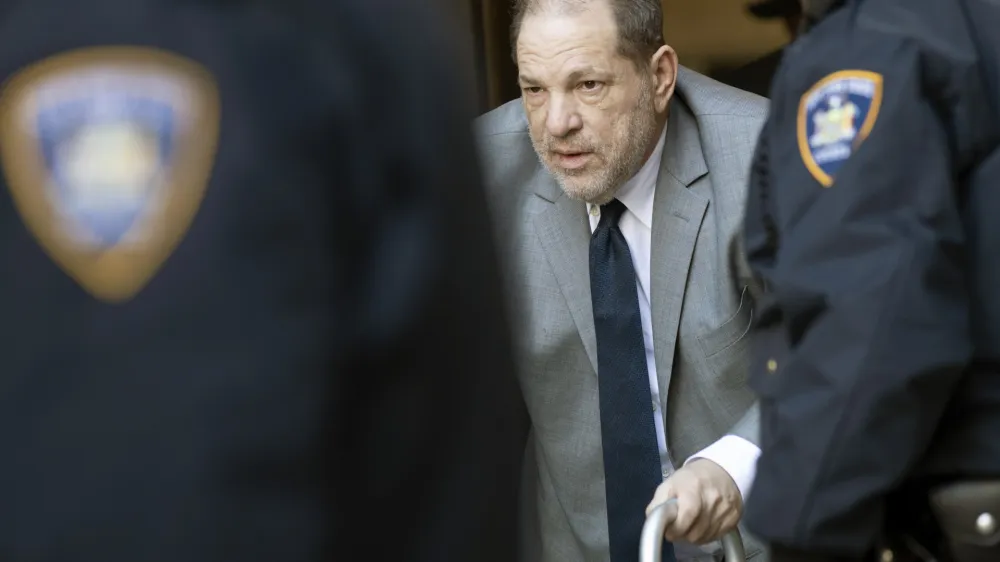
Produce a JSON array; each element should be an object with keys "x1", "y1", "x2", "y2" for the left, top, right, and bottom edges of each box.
[
  {"x1": 740, "y1": 0, "x2": 1000, "y2": 561},
  {"x1": 0, "y1": 1, "x2": 526, "y2": 561}
]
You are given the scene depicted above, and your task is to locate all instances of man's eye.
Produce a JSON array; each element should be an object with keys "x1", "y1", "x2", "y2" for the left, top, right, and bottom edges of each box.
[
  {"x1": 580, "y1": 81, "x2": 601, "y2": 91},
  {"x1": 523, "y1": 86, "x2": 543, "y2": 94}
]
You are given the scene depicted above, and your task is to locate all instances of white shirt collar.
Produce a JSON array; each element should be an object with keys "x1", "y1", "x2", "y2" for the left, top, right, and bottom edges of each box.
[{"x1": 587, "y1": 123, "x2": 667, "y2": 229}]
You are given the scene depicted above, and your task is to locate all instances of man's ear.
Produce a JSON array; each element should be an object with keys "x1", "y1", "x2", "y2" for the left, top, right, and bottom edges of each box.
[{"x1": 649, "y1": 45, "x2": 678, "y2": 113}]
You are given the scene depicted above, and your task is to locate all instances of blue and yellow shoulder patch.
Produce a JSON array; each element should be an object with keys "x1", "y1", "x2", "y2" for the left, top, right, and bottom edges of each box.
[
  {"x1": 0, "y1": 47, "x2": 220, "y2": 302},
  {"x1": 797, "y1": 70, "x2": 883, "y2": 187}
]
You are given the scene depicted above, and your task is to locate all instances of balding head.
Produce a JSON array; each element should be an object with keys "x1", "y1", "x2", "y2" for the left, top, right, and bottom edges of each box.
[
  {"x1": 512, "y1": 0, "x2": 678, "y2": 204},
  {"x1": 510, "y1": 0, "x2": 664, "y2": 68}
]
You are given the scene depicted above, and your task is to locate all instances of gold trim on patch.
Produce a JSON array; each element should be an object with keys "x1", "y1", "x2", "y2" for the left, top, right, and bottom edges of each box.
[
  {"x1": 796, "y1": 69, "x2": 883, "y2": 188},
  {"x1": 0, "y1": 46, "x2": 220, "y2": 302}
]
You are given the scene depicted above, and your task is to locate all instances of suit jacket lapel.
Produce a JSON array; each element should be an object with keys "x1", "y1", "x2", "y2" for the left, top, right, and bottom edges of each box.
[
  {"x1": 532, "y1": 178, "x2": 599, "y2": 373},
  {"x1": 530, "y1": 95, "x2": 711, "y2": 380},
  {"x1": 651, "y1": 97, "x2": 710, "y2": 411}
]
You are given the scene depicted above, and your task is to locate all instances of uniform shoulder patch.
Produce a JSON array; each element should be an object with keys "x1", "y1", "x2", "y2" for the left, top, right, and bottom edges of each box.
[
  {"x1": 0, "y1": 46, "x2": 220, "y2": 302},
  {"x1": 797, "y1": 70, "x2": 883, "y2": 187}
]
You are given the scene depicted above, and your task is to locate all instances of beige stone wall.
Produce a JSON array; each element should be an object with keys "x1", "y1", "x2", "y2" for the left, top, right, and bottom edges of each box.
[
  {"x1": 468, "y1": 0, "x2": 794, "y2": 111},
  {"x1": 663, "y1": 0, "x2": 790, "y2": 73}
]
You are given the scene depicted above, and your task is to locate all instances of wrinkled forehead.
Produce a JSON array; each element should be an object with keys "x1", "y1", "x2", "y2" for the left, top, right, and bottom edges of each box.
[{"x1": 515, "y1": 8, "x2": 626, "y2": 82}]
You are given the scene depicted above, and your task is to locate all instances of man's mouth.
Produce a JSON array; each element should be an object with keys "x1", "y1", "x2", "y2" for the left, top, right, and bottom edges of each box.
[{"x1": 551, "y1": 150, "x2": 593, "y2": 169}]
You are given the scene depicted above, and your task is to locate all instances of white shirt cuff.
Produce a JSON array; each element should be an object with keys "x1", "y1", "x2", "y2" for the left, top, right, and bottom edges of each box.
[{"x1": 685, "y1": 435, "x2": 761, "y2": 501}]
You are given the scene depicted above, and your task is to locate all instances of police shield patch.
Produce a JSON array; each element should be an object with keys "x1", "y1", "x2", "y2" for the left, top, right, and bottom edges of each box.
[
  {"x1": 0, "y1": 47, "x2": 220, "y2": 302},
  {"x1": 797, "y1": 70, "x2": 883, "y2": 187}
]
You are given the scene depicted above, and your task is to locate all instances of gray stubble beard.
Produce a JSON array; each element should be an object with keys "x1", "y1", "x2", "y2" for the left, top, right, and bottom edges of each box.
[{"x1": 532, "y1": 78, "x2": 660, "y2": 206}]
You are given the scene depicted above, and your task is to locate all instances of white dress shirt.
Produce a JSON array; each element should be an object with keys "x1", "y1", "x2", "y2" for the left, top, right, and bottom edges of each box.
[{"x1": 586, "y1": 127, "x2": 760, "y2": 551}]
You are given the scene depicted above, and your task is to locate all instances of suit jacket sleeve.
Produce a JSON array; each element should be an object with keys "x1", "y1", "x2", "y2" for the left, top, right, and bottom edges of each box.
[
  {"x1": 726, "y1": 230, "x2": 763, "y2": 448},
  {"x1": 728, "y1": 402, "x2": 760, "y2": 446}
]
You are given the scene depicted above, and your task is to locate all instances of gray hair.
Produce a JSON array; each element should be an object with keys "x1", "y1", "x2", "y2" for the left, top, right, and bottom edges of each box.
[{"x1": 510, "y1": 0, "x2": 665, "y2": 67}]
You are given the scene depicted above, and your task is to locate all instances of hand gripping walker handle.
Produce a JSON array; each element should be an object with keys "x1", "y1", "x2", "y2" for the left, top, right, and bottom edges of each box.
[{"x1": 640, "y1": 498, "x2": 747, "y2": 561}]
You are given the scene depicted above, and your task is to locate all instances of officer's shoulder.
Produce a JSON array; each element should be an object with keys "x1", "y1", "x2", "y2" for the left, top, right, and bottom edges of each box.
[
  {"x1": 783, "y1": 0, "x2": 980, "y2": 101},
  {"x1": 801, "y1": 0, "x2": 971, "y2": 57},
  {"x1": 676, "y1": 67, "x2": 769, "y2": 135}
]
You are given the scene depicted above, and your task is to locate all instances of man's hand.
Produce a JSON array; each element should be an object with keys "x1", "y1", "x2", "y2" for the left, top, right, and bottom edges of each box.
[{"x1": 645, "y1": 458, "x2": 743, "y2": 544}]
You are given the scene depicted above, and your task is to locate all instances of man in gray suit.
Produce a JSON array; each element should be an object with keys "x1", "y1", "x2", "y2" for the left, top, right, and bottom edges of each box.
[{"x1": 475, "y1": 0, "x2": 768, "y2": 560}]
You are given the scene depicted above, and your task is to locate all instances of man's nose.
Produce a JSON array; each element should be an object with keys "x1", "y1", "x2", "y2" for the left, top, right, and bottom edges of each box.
[{"x1": 545, "y1": 94, "x2": 583, "y2": 138}]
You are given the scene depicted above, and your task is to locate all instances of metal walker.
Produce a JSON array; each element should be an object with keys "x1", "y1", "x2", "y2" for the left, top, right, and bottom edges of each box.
[{"x1": 640, "y1": 499, "x2": 747, "y2": 561}]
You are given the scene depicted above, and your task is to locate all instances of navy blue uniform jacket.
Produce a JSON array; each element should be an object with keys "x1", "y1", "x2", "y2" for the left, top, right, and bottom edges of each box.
[
  {"x1": 743, "y1": 0, "x2": 1000, "y2": 556},
  {"x1": 0, "y1": 0, "x2": 526, "y2": 560}
]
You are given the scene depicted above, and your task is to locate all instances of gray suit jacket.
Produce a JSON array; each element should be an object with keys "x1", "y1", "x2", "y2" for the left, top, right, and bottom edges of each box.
[{"x1": 475, "y1": 68, "x2": 769, "y2": 561}]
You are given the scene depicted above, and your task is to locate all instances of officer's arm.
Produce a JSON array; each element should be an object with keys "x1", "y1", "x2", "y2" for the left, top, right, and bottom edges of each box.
[
  {"x1": 326, "y1": 1, "x2": 527, "y2": 560},
  {"x1": 743, "y1": 38, "x2": 972, "y2": 555}
]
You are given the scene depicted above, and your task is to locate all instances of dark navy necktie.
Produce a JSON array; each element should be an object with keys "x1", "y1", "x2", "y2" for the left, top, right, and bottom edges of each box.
[{"x1": 590, "y1": 200, "x2": 675, "y2": 562}]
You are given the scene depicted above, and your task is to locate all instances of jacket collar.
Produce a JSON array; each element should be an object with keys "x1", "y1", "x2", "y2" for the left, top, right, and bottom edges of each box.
[{"x1": 800, "y1": 0, "x2": 847, "y2": 30}]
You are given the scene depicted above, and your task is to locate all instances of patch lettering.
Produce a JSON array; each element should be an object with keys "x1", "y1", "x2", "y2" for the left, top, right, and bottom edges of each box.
[{"x1": 797, "y1": 70, "x2": 883, "y2": 187}]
